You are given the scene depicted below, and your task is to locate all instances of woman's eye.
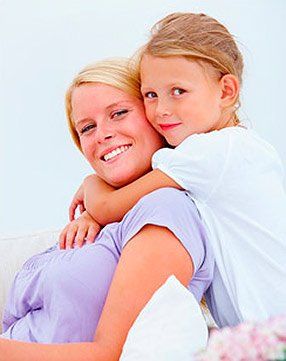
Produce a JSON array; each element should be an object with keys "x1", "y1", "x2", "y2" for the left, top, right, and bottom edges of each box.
[
  {"x1": 172, "y1": 88, "x2": 186, "y2": 96},
  {"x1": 111, "y1": 109, "x2": 128, "y2": 119},
  {"x1": 144, "y1": 91, "x2": 157, "y2": 99},
  {"x1": 80, "y1": 124, "x2": 96, "y2": 135}
]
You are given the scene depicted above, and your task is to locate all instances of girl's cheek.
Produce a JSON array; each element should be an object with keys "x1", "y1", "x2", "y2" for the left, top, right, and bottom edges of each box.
[{"x1": 144, "y1": 106, "x2": 155, "y2": 123}]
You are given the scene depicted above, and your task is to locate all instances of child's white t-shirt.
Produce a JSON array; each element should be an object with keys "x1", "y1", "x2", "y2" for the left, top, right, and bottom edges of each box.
[{"x1": 152, "y1": 126, "x2": 286, "y2": 327}]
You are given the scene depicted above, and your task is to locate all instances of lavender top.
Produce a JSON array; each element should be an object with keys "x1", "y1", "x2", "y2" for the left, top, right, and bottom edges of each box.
[{"x1": 2, "y1": 188, "x2": 214, "y2": 343}]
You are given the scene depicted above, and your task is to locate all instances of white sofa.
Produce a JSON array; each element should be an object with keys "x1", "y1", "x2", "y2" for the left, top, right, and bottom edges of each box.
[
  {"x1": 0, "y1": 230, "x2": 209, "y2": 359},
  {"x1": 0, "y1": 229, "x2": 60, "y2": 332}
]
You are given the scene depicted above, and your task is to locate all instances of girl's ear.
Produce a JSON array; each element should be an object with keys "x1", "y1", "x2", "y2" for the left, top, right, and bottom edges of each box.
[{"x1": 219, "y1": 74, "x2": 240, "y2": 107}]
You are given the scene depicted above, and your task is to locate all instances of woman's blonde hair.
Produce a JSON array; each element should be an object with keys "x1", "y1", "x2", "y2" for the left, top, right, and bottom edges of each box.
[
  {"x1": 137, "y1": 12, "x2": 244, "y2": 123},
  {"x1": 66, "y1": 58, "x2": 141, "y2": 151}
]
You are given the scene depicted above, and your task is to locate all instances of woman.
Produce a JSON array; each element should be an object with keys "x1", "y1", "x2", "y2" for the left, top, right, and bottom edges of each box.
[{"x1": 0, "y1": 58, "x2": 214, "y2": 360}]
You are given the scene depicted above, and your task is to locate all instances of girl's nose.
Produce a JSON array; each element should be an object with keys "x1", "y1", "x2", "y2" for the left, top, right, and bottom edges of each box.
[{"x1": 155, "y1": 98, "x2": 172, "y2": 118}]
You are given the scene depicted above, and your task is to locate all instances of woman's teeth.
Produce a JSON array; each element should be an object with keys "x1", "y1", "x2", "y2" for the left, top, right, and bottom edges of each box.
[{"x1": 103, "y1": 145, "x2": 131, "y2": 161}]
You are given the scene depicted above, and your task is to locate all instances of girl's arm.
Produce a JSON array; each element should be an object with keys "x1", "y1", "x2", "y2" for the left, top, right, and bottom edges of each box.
[
  {"x1": 83, "y1": 169, "x2": 181, "y2": 225},
  {"x1": 0, "y1": 224, "x2": 194, "y2": 361},
  {"x1": 59, "y1": 211, "x2": 101, "y2": 249}
]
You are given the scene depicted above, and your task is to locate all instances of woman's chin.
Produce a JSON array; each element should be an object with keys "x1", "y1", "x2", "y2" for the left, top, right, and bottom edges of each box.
[{"x1": 105, "y1": 170, "x2": 149, "y2": 188}]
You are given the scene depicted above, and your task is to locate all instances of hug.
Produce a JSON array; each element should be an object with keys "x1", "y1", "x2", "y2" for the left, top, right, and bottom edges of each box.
[{"x1": 1, "y1": 12, "x2": 285, "y2": 361}]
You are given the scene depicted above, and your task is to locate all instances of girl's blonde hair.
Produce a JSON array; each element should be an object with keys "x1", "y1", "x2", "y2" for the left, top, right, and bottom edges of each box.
[
  {"x1": 137, "y1": 12, "x2": 244, "y2": 123},
  {"x1": 66, "y1": 58, "x2": 141, "y2": 151}
]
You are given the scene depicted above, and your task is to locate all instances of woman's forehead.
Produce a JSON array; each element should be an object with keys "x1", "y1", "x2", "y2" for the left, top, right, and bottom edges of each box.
[
  {"x1": 71, "y1": 84, "x2": 142, "y2": 123},
  {"x1": 72, "y1": 84, "x2": 137, "y2": 105}
]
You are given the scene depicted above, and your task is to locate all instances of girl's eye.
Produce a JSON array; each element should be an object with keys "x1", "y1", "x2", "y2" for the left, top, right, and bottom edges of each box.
[
  {"x1": 80, "y1": 124, "x2": 96, "y2": 135},
  {"x1": 172, "y1": 88, "x2": 186, "y2": 96},
  {"x1": 144, "y1": 91, "x2": 157, "y2": 99},
  {"x1": 111, "y1": 109, "x2": 129, "y2": 119}
]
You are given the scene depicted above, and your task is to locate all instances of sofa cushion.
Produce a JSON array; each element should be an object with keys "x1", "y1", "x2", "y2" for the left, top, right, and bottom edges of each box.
[
  {"x1": 119, "y1": 275, "x2": 208, "y2": 360},
  {"x1": 0, "y1": 230, "x2": 59, "y2": 332}
]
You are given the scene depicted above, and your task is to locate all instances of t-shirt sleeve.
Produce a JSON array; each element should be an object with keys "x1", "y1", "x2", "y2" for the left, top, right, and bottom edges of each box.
[
  {"x1": 119, "y1": 189, "x2": 211, "y2": 272},
  {"x1": 118, "y1": 188, "x2": 214, "y2": 301},
  {"x1": 152, "y1": 130, "x2": 231, "y2": 203}
]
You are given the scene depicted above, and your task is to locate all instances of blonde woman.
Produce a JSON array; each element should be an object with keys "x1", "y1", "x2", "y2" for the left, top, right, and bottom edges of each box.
[{"x1": 0, "y1": 58, "x2": 213, "y2": 360}]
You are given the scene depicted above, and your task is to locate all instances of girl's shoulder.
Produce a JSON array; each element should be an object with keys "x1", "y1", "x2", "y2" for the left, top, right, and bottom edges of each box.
[
  {"x1": 176, "y1": 126, "x2": 282, "y2": 170},
  {"x1": 177, "y1": 126, "x2": 245, "y2": 153},
  {"x1": 179, "y1": 126, "x2": 275, "y2": 154}
]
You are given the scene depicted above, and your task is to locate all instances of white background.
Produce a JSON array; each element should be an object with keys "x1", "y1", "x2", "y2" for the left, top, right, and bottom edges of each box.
[{"x1": 1, "y1": 0, "x2": 285, "y2": 235}]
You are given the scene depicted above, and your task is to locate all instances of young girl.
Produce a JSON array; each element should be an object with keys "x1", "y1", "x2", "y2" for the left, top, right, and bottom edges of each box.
[{"x1": 71, "y1": 13, "x2": 286, "y2": 328}]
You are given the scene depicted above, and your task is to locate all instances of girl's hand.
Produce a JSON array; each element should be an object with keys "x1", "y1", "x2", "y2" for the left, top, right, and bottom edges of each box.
[
  {"x1": 69, "y1": 184, "x2": 85, "y2": 221},
  {"x1": 59, "y1": 211, "x2": 101, "y2": 250}
]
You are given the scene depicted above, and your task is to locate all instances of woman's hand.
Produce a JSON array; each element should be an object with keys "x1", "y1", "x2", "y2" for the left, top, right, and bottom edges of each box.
[
  {"x1": 69, "y1": 184, "x2": 85, "y2": 221},
  {"x1": 59, "y1": 211, "x2": 101, "y2": 250}
]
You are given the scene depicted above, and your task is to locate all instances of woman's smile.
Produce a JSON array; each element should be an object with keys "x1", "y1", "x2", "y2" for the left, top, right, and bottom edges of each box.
[
  {"x1": 100, "y1": 144, "x2": 132, "y2": 162},
  {"x1": 71, "y1": 83, "x2": 164, "y2": 187}
]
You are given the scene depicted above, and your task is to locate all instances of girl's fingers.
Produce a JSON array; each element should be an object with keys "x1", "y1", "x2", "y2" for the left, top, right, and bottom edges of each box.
[
  {"x1": 79, "y1": 203, "x2": 85, "y2": 214},
  {"x1": 69, "y1": 199, "x2": 81, "y2": 221},
  {"x1": 69, "y1": 202, "x2": 77, "y2": 222},
  {"x1": 59, "y1": 226, "x2": 68, "y2": 250},
  {"x1": 74, "y1": 226, "x2": 88, "y2": 248},
  {"x1": 65, "y1": 226, "x2": 78, "y2": 250},
  {"x1": 69, "y1": 200, "x2": 85, "y2": 221},
  {"x1": 85, "y1": 224, "x2": 100, "y2": 244}
]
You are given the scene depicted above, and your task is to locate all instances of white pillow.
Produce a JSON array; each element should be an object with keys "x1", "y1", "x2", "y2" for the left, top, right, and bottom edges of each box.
[
  {"x1": 120, "y1": 275, "x2": 208, "y2": 361},
  {"x1": 0, "y1": 229, "x2": 59, "y2": 332}
]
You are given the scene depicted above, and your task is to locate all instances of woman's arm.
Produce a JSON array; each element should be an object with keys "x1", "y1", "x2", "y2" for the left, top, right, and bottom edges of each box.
[
  {"x1": 0, "y1": 340, "x2": 108, "y2": 361},
  {"x1": 83, "y1": 169, "x2": 181, "y2": 225},
  {"x1": 0, "y1": 224, "x2": 194, "y2": 361}
]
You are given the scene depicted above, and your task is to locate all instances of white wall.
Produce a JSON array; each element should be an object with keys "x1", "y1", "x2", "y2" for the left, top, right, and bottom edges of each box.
[{"x1": 1, "y1": 0, "x2": 285, "y2": 235}]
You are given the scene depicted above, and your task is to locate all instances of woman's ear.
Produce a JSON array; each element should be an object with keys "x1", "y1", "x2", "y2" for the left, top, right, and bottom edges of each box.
[{"x1": 219, "y1": 74, "x2": 240, "y2": 107}]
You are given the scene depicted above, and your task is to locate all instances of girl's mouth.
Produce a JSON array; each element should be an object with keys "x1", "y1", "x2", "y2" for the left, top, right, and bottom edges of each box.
[{"x1": 159, "y1": 123, "x2": 181, "y2": 131}]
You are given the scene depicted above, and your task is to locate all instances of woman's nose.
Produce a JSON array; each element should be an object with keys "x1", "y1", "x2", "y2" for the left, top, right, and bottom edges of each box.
[{"x1": 95, "y1": 124, "x2": 115, "y2": 144}]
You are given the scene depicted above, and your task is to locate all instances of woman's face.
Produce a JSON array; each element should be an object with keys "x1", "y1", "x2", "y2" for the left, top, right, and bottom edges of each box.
[{"x1": 71, "y1": 83, "x2": 164, "y2": 187}]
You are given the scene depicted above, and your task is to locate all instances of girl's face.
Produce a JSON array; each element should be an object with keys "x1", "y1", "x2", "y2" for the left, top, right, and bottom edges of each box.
[
  {"x1": 71, "y1": 83, "x2": 164, "y2": 187},
  {"x1": 140, "y1": 55, "x2": 231, "y2": 146}
]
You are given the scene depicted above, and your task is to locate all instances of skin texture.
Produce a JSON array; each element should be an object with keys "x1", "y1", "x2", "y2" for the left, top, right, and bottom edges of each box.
[
  {"x1": 0, "y1": 83, "x2": 194, "y2": 360},
  {"x1": 0, "y1": 226, "x2": 194, "y2": 361},
  {"x1": 72, "y1": 55, "x2": 239, "y2": 226},
  {"x1": 72, "y1": 83, "x2": 164, "y2": 187},
  {"x1": 67, "y1": 83, "x2": 179, "y2": 227},
  {"x1": 59, "y1": 210, "x2": 100, "y2": 249},
  {"x1": 61, "y1": 83, "x2": 165, "y2": 248},
  {"x1": 141, "y1": 54, "x2": 239, "y2": 146}
]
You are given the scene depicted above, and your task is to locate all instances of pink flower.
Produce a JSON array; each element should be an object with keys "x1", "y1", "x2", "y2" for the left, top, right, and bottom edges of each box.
[{"x1": 195, "y1": 315, "x2": 286, "y2": 361}]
